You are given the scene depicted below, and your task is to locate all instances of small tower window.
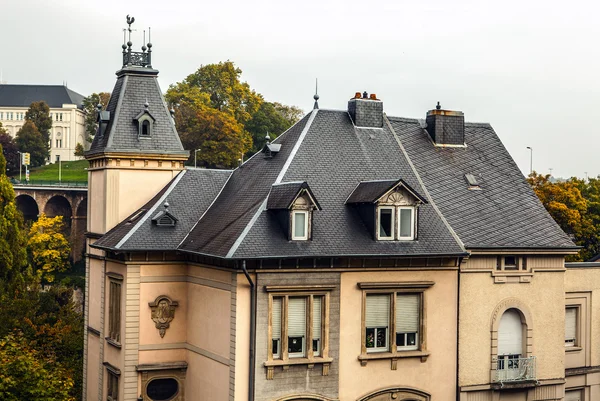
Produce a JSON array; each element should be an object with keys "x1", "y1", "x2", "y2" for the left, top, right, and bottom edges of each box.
[
  {"x1": 292, "y1": 211, "x2": 309, "y2": 240},
  {"x1": 142, "y1": 120, "x2": 150, "y2": 136}
]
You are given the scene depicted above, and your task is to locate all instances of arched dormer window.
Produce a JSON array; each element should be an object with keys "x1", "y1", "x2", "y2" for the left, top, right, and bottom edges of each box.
[
  {"x1": 346, "y1": 179, "x2": 426, "y2": 241},
  {"x1": 267, "y1": 182, "x2": 321, "y2": 241},
  {"x1": 133, "y1": 102, "x2": 156, "y2": 139}
]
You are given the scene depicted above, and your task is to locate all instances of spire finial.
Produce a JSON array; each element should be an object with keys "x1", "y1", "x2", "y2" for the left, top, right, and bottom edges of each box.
[
  {"x1": 313, "y1": 78, "x2": 319, "y2": 110},
  {"x1": 163, "y1": 201, "x2": 169, "y2": 210},
  {"x1": 265, "y1": 132, "x2": 271, "y2": 144},
  {"x1": 144, "y1": 99, "x2": 149, "y2": 110}
]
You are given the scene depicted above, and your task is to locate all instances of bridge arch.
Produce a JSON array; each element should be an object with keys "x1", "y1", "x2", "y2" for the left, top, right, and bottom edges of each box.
[
  {"x1": 16, "y1": 195, "x2": 39, "y2": 222},
  {"x1": 44, "y1": 195, "x2": 73, "y2": 221}
]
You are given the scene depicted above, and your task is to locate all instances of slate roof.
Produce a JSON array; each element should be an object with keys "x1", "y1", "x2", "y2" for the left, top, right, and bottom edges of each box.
[
  {"x1": 0, "y1": 84, "x2": 85, "y2": 109},
  {"x1": 93, "y1": 168, "x2": 232, "y2": 251},
  {"x1": 267, "y1": 182, "x2": 321, "y2": 210},
  {"x1": 87, "y1": 67, "x2": 188, "y2": 157},
  {"x1": 93, "y1": 105, "x2": 576, "y2": 258},
  {"x1": 388, "y1": 117, "x2": 575, "y2": 249}
]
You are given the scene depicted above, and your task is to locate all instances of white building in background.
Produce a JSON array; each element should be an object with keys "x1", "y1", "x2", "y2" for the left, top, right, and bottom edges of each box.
[{"x1": 0, "y1": 84, "x2": 87, "y2": 162}]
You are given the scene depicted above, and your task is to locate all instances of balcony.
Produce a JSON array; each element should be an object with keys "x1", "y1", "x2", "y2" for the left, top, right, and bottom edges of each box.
[{"x1": 494, "y1": 356, "x2": 537, "y2": 386}]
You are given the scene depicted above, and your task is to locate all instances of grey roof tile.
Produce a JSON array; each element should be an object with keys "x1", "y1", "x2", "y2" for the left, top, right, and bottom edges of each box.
[{"x1": 0, "y1": 84, "x2": 85, "y2": 109}]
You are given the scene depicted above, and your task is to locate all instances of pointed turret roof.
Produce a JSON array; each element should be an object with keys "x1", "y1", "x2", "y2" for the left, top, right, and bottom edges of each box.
[{"x1": 86, "y1": 30, "x2": 187, "y2": 158}]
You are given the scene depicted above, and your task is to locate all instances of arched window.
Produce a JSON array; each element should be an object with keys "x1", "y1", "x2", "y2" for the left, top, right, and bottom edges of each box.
[
  {"x1": 498, "y1": 309, "x2": 523, "y2": 358},
  {"x1": 142, "y1": 120, "x2": 150, "y2": 136}
]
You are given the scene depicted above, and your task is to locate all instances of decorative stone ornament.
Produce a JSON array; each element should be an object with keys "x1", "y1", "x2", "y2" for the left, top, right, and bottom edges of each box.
[{"x1": 149, "y1": 295, "x2": 179, "y2": 338}]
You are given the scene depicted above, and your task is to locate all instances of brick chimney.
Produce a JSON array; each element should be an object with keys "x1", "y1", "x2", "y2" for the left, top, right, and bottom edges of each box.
[
  {"x1": 425, "y1": 102, "x2": 465, "y2": 145},
  {"x1": 348, "y1": 91, "x2": 383, "y2": 128}
]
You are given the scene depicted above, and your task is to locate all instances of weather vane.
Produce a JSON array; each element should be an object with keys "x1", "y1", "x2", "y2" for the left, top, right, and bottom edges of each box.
[{"x1": 126, "y1": 15, "x2": 135, "y2": 43}]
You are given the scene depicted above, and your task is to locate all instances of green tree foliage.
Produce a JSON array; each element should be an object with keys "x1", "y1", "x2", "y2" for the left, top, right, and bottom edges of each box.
[
  {"x1": 15, "y1": 121, "x2": 47, "y2": 167},
  {"x1": 0, "y1": 124, "x2": 19, "y2": 176},
  {"x1": 529, "y1": 173, "x2": 598, "y2": 261},
  {"x1": 74, "y1": 142, "x2": 84, "y2": 157},
  {"x1": 25, "y1": 101, "x2": 52, "y2": 157},
  {"x1": 82, "y1": 92, "x2": 111, "y2": 142},
  {"x1": 245, "y1": 101, "x2": 303, "y2": 153},
  {"x1": 27, "y1": 214, "x2": 70, "y2": 283},
  {"x1": 0, "y1": 145, "x2": 28, "y2": 284},
  {"x1": 166, "y1": 61, "x2": 302, "y2": 167},
  {"x1": 0, "y1": 333, "x2": 75, "y2": 401},
  {"x1": 0, "y1": 146, "x2": 82, "y2": 400}
]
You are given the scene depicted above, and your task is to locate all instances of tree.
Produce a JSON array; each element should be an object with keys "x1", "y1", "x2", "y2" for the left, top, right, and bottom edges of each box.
[
  {"x1": 167, "y1": 61, "x2": 263, "y2": 125},
  {"x1": 245, "y1": 101, "x2": 303, "y2": 154},
  {"x1": 528, "y1": 172, "x2": 597, "y2": 261},
  {"x1": 27, "y1": 214, "x2": 70, "y2": 283},
  {"x1": 82, "y1": 92, "x2": 111, "y2": 143},
  {"x1": 25, "y1": 101, "x2": 52, "y2": 158},
  {"x1": 74, "y1": 142, "x2": 84, "y2": 157},
  {"x1": 0, "y1": 333, "x2": 75, "y2": 401},
  {"x1": 175, "y1": 103, "x2": 251, "y2": 168},
  {"x1": 15, "y1": 121, "x2": 47, "y2": 167},
  {"x1": 0, "y1": 145, "x2": 28, "y2": 284},
  {"x1": 0, "y1": 124, "x2": 19, "y2": 176}
]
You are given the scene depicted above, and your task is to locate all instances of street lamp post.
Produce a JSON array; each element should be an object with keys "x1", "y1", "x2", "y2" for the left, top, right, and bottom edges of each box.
[
  {"x1": 17, "y1": 151, "x2": 22, "y2": 182},
  {"x1": 526, "y1": 147, "x2": 533, "y2": 175}
]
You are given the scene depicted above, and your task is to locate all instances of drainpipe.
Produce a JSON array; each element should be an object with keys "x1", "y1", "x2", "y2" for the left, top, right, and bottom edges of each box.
[
  {"x1": 456, "y1": 256, "x2": 462, "y2": 401},
  {"x1": 242, "y1": 260, "x2": 256, "y2": 401}
]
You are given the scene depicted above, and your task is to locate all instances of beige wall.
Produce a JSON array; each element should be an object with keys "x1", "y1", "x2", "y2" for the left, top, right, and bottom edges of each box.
[
  {"x1": 339, "y1": 269, "x2": 458, "y2": 401},
  {"x1": 459, "y1": 256, "x2": 566, "y2": 388},
  {"x1": 0, "y1": 105, "x2": 85, "y2": 163},
  {"x1": 234, "y1": 273, "x2": 251, "y2": 401}
]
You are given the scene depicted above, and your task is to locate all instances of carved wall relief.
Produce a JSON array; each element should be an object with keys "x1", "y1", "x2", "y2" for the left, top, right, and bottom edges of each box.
[{"x1": 149, "y1": 295, "x2": 179, "y2": 338}]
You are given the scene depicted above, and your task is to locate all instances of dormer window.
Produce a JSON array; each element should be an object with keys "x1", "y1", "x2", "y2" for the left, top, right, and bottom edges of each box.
[
  {"x1": 267, "y1": 182, "x2": 321, "y2": 241},
  {"x1": 151, "y1": 202, "x2": 178, "y2": 227},
  {"x1": 347, "y1": 179, "x2": 426, "y2": 242},
  {"x1": 134, "y1": 102, "x2": 156, "y2": 139}
]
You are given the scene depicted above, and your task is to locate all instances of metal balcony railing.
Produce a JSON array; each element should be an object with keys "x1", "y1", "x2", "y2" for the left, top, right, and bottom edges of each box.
[{"x1": 494, "y1": 356, "x2": 536, "y2": 383}]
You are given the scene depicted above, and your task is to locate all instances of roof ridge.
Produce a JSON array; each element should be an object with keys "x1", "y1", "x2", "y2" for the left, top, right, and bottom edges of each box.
[
  {"x1": 116, "y1": 169, "x2": 187, "y2": 249},
  {"x1": 384, "y1": 115, "x2": 467, "y2": 252},
  {"x1": 225, "y1": 109, "x2": 319, "y2": 258}
]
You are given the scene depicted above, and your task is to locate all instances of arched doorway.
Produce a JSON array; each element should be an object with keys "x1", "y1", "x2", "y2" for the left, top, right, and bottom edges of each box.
[
  {"x1": 16, "y1": 195, "x2": 39, "y2": 222},
  {"x1": 357, "y1": 387, "x2": 430, "y2": 401}
]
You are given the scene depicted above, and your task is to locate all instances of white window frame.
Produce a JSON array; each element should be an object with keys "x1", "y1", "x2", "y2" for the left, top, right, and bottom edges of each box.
[
  {"x1": 291, "y1": 210, "x2": 309, "y2": 240},
  {"x1": 397, "y1": 206, "x2": 415, "y2": 240},
  {"x1": 377, "y1": 206, "x2": 395, "y2": 241}
]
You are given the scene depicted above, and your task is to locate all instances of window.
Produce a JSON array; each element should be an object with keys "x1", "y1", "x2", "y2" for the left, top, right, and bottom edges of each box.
[
  {"x1": 565, "y1": 307, "x2": 578, "y2": 347},
  {"x1": 265, "y1": 285, "x2": 333, "y2": 379},
  {"x1": 292, "y1": 211, "x2": 308, "y2": 240},
  {"x1": 496, "y1": 256, "x2": 527, "y2": 271},
  {"x1": 141, "y1": 120, "x2": 150, "y2": 136},
  {"x1": 565, "y1": 389, "x2": 583, "y2": 401},
  {"x1": 365, "y1": 293, "x2": 420, "y2": 353},
  {"x1": 107, "y1": 276, "x2": 122, "y2": 345},
  {"x1": 107, "y1": 369, "x2": 119, "y2": 401},
  {"x1": 271, "y1": 295, "x2": 322, "y2": 359},
  {"x1": 56, "y1": 139, "x2": 62, "y2": 148},
  {"x1": 376, "y1": 206, "x2": 415, "y2": 241},
  {"x1": 358, "y1": 282, "x2": 432, "y2": 368}
]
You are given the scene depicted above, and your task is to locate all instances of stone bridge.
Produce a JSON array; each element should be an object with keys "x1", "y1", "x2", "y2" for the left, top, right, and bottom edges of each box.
[{"x1": 13, "y1": 185, "x2": 88, "y2": 263}]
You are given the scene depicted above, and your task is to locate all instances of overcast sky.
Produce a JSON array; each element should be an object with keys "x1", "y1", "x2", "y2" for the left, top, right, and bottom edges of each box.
[{"x1": 2, "y1": 0, "x2": 598, "y2": 179}]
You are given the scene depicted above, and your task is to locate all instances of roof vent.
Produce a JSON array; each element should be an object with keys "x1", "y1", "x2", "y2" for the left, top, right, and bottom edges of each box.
[
  {"x1": 263, "y1": 133, "x2": 281, "y2": 158},
  {"x1": 152, "y1": 201, "x2": 178, "y2": 227}
]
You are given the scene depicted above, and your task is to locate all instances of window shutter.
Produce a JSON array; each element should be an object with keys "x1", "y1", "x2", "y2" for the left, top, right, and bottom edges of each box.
[
  {"x1": 396, "y1": 294, "x2": 419, "y2": 332},
  {"x1": 565, "y1": 307, "x2": 576, "y2": 342},
  {"x1": 498, "y1": 309, "x2": 522, "y2": 356},
  {"x1": 313, "y1": 297, "x2": 322, "y2": 340},
  {"x1": 366, "y1": 294, "x2": 390, "y2": 328},
  {"x1": 272, "y1": 298, "x2": 282, "y2": 340},
  {"x1": 565, "y1": 390, "x2": 582, "y2": 401},
  {"x1": 288, "y1": 298, "x2": 306, "y2": 337}
]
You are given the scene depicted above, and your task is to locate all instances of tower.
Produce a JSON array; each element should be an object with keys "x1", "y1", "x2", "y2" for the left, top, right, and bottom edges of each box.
[{"x1": 83, "y1": 16, "x2": 188, "y2": 401}]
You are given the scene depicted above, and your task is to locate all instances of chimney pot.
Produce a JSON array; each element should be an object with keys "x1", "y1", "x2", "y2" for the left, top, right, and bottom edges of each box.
[
  {"x1": 362, "y1": 91, "x2": 368, "y2": 99},
  {"x1": 370, "y1": 94, "x2": 377, "y2": 100},
  {"x1": 354, "y1": 92, "x2": 361, "y2": 99}
]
